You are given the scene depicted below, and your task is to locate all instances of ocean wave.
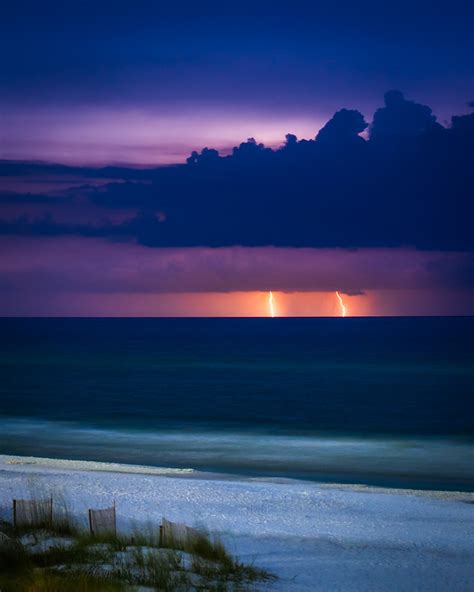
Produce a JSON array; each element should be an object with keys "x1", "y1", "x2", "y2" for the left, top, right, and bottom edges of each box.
[{"x1": 0, "y1": 417, "x2": 472, "y2": 490}]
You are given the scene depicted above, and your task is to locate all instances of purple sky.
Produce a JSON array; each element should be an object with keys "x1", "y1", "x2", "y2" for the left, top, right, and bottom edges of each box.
[
  {"x1": 1, "y1": 1, "x2": 472, "y2": 165},
  {"x1": 1, "y1": 237, "x2": 472, "y2": 316},
  {"x1": 0, "y1": 107, "x2": 325, "y2": 165},
  {"x1": 0, "y1": 0, "x2": 472, "y2": 316}
]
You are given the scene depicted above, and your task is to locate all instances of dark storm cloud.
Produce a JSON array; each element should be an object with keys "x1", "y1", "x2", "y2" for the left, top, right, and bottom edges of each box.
[
  {"x1": 0, "y1": 91, "x2": 474, "y2": 260},
  {"x1": 0, "y1": 211, "x2": 164, "y2": 241},
  {"x1": 0, "y1": 191, "x2": 57, "y2": 204},
  {"x1": 0, "y1": 161, "x2": 151, "y2": 181},
  {"x1": 316, "y1": 109, "x2": 368, "y2": 145},
  {"x1": 1, "y1": 92, "x2": 473, "y2": 253},
  {"x1": 1, "y1": 239, "x2": 473, "y2": 295}
]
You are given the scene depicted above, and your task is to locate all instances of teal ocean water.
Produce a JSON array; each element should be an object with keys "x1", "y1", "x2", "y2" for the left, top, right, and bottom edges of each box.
[{"x1": 1, "y1": 318, "x2": 473, "y2": 490}]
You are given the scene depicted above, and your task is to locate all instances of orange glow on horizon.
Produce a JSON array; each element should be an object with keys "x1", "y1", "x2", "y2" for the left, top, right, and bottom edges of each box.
[{"x1": 14, "y1": 288, "x2": 472, "y2": 317}]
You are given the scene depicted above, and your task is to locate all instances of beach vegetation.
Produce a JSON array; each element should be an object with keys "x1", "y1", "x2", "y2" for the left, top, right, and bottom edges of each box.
[{"x1": 0, "y1": 494, "x2": 274, "y2": 591}]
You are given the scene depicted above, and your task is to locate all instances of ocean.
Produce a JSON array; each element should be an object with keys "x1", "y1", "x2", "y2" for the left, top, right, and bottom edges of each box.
[{"x1": 1, "y1": 317, "x2": 473, "y2": 490}]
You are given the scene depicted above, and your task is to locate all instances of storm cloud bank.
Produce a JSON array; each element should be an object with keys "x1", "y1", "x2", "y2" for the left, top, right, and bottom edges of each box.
[
  {"x1": 1, "y1": 238, "x2": 472, "y2": 295},
  {"x1": 1, "y1": 91, "x2": 473, "y2": 252},
  {"x1": 1, "y1": 91, "x2": 473, "y2": 314}
]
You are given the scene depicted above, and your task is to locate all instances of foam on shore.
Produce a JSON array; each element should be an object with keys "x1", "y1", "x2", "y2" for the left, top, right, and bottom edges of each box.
[
  {"x1": 1, "y1": 417, "x2": 472, "y2": 491},
  {"x1": 1, "y1": 453, "x2": 473, "y2": 503},
  {"x1": 0, "y1": 454, "x2": 194, "y2": 476}
]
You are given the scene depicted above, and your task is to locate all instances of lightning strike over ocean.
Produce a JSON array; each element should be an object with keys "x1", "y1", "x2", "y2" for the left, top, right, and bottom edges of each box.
[
  {"x1": 336, "y1": 291, "x2": 347, "y2": 317},
  {"x1": 269, "y1": 291, "x2": 275, "y2": 318}
]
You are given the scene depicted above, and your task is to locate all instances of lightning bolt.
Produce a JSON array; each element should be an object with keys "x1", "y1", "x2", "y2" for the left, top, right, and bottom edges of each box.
[
  {"x1": 268, "y1": 291, "x2": 275, "y2": 318},
  {"x1": 336, "y1": 291, "x2": 347, "y2": 317}
]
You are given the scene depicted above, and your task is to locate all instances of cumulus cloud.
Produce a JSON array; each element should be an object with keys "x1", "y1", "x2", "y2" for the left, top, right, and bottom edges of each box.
[
  {"x1": 316, "y1": 109, "x2": 368, "y2": 145},
  {"x1": 370, "y1": 90, "x2": 443, "y2": 140},
  {"x1": 0, "y1": 91, "x2": 473, "y2": 253}
]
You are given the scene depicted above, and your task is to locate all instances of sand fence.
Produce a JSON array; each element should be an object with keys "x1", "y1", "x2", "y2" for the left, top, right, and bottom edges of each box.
[
  {"x1": 10, "y1": 496, "x2": 203, "y2": 551},
  {"x1": 161, "y1": 517, "x2": 201, "y2": 550},
  {"x1": 13, "y1": 496, "x2": 53, "y2": 528},
  {"x1": 88, "y1": 503, "x2": 117, "y2": 536}
]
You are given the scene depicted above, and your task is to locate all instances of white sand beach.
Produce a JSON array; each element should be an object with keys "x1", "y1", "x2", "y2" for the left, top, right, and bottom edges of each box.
[{"x1": 0, "y1": 455, "x2": 473, "y2": 591}]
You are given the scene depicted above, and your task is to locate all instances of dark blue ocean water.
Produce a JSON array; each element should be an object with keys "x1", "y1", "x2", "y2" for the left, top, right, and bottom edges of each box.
[{"x1": 1, "y1": 318, "x2": 473, "y2": 490}]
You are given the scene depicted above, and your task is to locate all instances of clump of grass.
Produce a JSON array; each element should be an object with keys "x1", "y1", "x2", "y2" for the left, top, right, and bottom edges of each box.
[
  {"x1": 0, "y1": 489, "x2": 275, "y2": 591},
  {"x1": 50, "y1": 496, "x2": 82, "y2": 537},
  {"x1": 11, "y1": 494, "x2": 81, "y2": 539},
  {"x1": 191, "y1": 551, "x2": 275, "y2": 589},
  {"x1": 128, "y1": 520, "x2": 162, "y2": 548},
  {"x1": 187, "y1": 530, "x2": 232, "y2": 563},
  {"x1": 31, "y1": 542, "x2": 100, "y2": 569},
  {"x1": 0, "y1": 537, "x2": 32, "y2": 574},
  {"x1": 114, "y1": 547, "x2": 189, "y2": 590},
  {"x1": 75, "y1": 530, "x2": 129, "y2": 553},
  {"x1": 0, "y1": 539, "x2": 34, "y2": 592},
  {"x1": 16, "y1": 569, "x2": 125, "y2": 592},
  {"x1": 187, "y1": 530, "x2": 275, "y2": 589}
]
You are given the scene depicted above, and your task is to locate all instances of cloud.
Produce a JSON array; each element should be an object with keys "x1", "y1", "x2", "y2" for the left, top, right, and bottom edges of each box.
[
  {"x1": 370, "y1": 90, "x2": 443, "y2": 140},
  {"x1": 316, "y1": 109, "x2": 368, "y2": 145},
  {"x1": 0, "y1": 91, "x2": 473, "y2": 253},
  {"x1": 1, "y1": 237, "x2": 472, "y2": 296}
]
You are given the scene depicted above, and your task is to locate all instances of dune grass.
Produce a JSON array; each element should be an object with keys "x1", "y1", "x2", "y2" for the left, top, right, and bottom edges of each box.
[{"x1": 0, "y1": 495, "x2": 275, "y2": 591}]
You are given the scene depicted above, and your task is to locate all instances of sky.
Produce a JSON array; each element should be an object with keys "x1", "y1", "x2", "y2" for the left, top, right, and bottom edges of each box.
[
  {"x1": 0, "y1": 0, "x2": 473, "y2": 316},
  {"x1": 1, "y1": 0, "x2": 473, "y2": 164}
]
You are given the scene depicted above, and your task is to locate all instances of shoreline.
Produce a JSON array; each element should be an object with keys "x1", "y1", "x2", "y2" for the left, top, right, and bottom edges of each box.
[
  {"x1": 1, "y1": 453, "x2": 473, "y2": 590},
  {"x1": 1, "y1": 415, "x2": 472, "y2": 494},
  {"x1": 1, "y1": 453, "x2": 473, "y2": 503}
]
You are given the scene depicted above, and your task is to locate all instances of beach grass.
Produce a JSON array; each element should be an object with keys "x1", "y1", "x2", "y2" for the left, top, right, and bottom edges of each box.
[{"x1": 0, "y1": 494, "x2": 274, "y2": 591}]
